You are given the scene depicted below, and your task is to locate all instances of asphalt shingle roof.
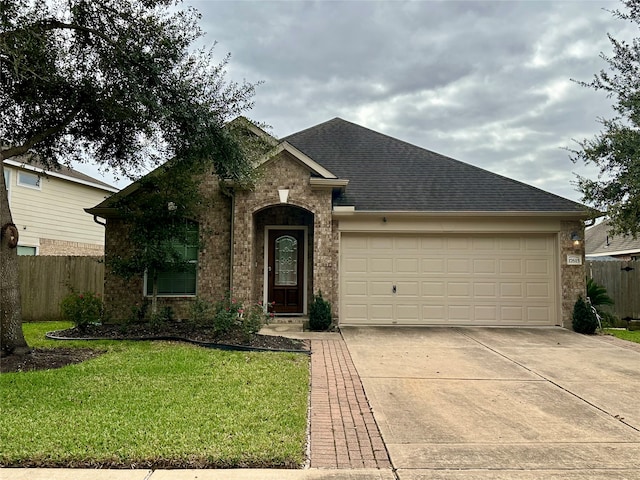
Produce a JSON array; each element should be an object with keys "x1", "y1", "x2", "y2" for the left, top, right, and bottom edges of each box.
[
  {"x1": 586, "y1": 220, "x2": 640, "y2": 256},
  {"x1": 283, "y1": 118, "x2": 586, "y2": 213}
]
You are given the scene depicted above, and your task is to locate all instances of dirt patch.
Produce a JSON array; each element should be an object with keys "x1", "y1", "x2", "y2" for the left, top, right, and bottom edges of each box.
[{"x1": 0, "y1": 348, "x2": 105, "y2": 373}]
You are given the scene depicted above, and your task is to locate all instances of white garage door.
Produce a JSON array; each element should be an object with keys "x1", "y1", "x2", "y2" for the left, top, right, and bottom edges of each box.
[{"x1": 340, "y1": 233, "x2": 558, "y2": 326}]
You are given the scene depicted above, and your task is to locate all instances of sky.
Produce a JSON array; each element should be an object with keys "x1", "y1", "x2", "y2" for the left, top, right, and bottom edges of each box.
[{"x1": 79, "y1": 0, "x2": 636, "y2": 203}]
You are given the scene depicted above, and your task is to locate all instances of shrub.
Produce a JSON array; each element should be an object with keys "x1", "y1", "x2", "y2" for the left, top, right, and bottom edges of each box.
[
  {"x1": 189, "y1": 297, "x2": 214, "y2": 327},
  {"x1": 309, "y1": 292, "x2": 332, "y2": 331},
  {"x1": 60, "y1": 290, "x2": 104, "y2": 331},
  {"x1": 238, "y1": 304, "x2": 266, "y2": 341},
  {"x1": 572, "y1": 295, "x2": 599, "y2": 334}
]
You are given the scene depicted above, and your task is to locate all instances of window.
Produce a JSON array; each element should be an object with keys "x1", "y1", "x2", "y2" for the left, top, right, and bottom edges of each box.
[
  {"x1": 17, "y1": 246, "x2": 37, "y2": 256},
  {"x1": 145, "y1": 221, "x2": 198, "y2": 296},
  {"x1": 3, "y1": 168, "x2": 10, "y2": 203},
  {"x1": 17, "y1": 171, "x2": 41, "y2": 189}
]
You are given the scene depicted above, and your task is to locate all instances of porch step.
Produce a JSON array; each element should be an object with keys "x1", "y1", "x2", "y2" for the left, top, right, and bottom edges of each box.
[{"x1": 269, "y1": 316, "x2": 308, "y2": 325}]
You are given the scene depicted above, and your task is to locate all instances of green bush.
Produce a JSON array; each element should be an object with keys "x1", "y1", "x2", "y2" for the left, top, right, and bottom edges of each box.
[
  {"x1": 204, "y1": 293, "x2": 270, "y2": 337},
  {"x1": 572, "y1": 295, "x2": 599, "y2": 334},
  {"x1": 60, "y1": 290, "x2": 104, "y2": 331},
  {"x1": 189, "y1": 297, "x2": 214, "y2": 326},
  {"x1": 239, "y1": 304, "x2": 266, "y2": 341},
  {"x1": 309, "y1": 292, "x2": 332, "y2": 331}
]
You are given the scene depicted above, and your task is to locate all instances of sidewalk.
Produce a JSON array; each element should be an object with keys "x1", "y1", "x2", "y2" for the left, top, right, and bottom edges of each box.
[{"x1": 1, "y1": 325, "x2": 395, "y2": 480}]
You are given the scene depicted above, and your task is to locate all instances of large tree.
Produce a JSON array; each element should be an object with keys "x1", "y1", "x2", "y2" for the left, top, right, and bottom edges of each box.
[
  {"x1": 0, "y1": 0, "x2": 258, "y2": 356},
  {"x1": 571, "y1": 0, "x2": 640, "y2": 238}
]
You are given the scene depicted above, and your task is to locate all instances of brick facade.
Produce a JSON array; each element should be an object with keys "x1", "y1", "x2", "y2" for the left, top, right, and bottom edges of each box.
[
  {"x1": 103, "y1": 173, "x2": 232, "y2": 322},
  {"x1": 560, "y1": 220, "x2": 586, "y2": 329},
  {"x1": 232, "y1": 151, "x2": 337, "y2": 318},
  {"x1": 101, "y1": 152, "x2": 584, "y2": 330},
  {"x1": 39, "y1": 238, "x2": 104, "y2": 256}
]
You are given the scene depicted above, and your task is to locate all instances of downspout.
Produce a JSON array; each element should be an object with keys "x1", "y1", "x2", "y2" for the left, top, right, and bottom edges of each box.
[
  {"x1": 92, "y1": 215, "x2": 106, "y2": 227},
  {"x1": 230, "y1": 192, "x2": 235, "y2": 292}
]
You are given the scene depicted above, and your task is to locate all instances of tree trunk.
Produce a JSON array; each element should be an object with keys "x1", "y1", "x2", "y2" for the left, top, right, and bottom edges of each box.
[
  {"x1": 0, "y1": 157, "x2": 30, "y2": 356},
  {"x1": 151, "y1": 270, "x2": 158, "y2": 316}
]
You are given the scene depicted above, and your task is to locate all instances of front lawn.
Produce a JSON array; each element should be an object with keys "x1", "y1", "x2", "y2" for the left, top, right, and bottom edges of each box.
[
  {"x1": 604, "y1": 328, "x2": 640, "y2": 344},
  {"x1": 0, "y1": 322, "x2": 309, "y2": 468}
]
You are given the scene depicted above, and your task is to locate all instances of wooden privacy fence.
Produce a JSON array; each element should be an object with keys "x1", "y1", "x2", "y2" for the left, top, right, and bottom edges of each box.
[
  {"x1": 587, "y1": 259, "x2": 640, "y2": 321},
  {"x1": 18, "y1": 256, "x2": 105, "y2": 322}
]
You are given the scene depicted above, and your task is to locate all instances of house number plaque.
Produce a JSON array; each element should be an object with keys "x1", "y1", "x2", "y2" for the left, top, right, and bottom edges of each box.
[{"x1": 566, "y1": 254, "x2": 582, "y2": 265}]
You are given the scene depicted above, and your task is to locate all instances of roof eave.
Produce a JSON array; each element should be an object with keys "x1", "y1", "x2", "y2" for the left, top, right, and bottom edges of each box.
[{"x1": 331, "y1": 209, "x2": 592, "y2": 218}]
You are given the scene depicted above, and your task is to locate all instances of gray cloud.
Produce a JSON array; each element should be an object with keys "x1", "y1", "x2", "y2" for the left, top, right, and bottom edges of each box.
[{"x1": 78, "y1": 0, "x2": 635, "y2": 204}]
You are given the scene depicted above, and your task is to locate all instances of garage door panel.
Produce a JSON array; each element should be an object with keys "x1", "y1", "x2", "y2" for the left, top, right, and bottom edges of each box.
[
  {"x1": 422, "y1": 258, "x2": 445, "y2": 273},
  {"x1": 474, "y1": 305, "x2": 498, "y2": 321},
  {"x1": 396, "y1": 258, "x2": 419, "y2": 273},
  {"x1": 370, "y1": 281, "x2": 393, "y2": 296},
  {"x1": 341, "y1": 233, "x2": 557, "y2": 326},
  {"x1": 396, "y1": 281, "x2": 419, "y2": 297},
  {"x1": 449, "y1": 305, "x2": 471, "y2": 320},
  {"x1": 500, "y1": 259, "x2": 523, "y2": 274},
  {"x1": 370, "y1": 257, "x2": 393, "y2": 273},
  {"x1": 422, "y1": 281, "x2": 445, "y2": 297},
  {"x1": 345, "y1": 280, "x2": 367, "y2": 296},
  {"x1": 526, "y1": 259, "x2": 551, "y2": 275},
  {"x1": 473, "y1": 259, "x2": 496, "y2": 274},
  {"x1": 447, "y1": 258, "x2": 470, "y2": 273},
  {"x1": 370, "y1": 304, "x2": 393, "y2": 320},
  {"x1": 500, "y1": 238, "x2": 522, "y2": 250},
  {"x1": 474, "y1": 282, "x2": 497, "y2": 298},
  {"x1": 501, "y1": 306, "x2": 524, "y2": 322},
  {"x1": 397, "y1": 304, "x2": 419, "y2": 320},
  {"x1": 423, "y1": 305, "x2": 446, "y2": 320},
  {"x1": 500, "y1": 283, "x2": 523, "y2": 298},
  {"x1": 447, "y1": 282, "x2": 471, "y2": 298},
  {"x1": 344, "y1": 257, "x2": 367, "y2": 273}
]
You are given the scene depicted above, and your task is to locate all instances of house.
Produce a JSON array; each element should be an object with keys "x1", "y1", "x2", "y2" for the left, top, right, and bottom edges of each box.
[
  {"x1": 3, "y1": 157, "x2": 118, "y2": 255},
  {"x1": 88, "y1": 118, "x2": 589, "y2": 327},
  {"x1": 586, "y1": 219, "x2": 640, "y2": 261}
]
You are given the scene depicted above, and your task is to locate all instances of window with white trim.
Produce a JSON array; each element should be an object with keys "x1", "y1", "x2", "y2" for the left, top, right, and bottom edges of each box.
[
  {"x1": 17, "y1": 171, "x2": 41, "y2": 189},
  {"x1": 145, "y1": 221, "x2": 198, "y2": 296}
]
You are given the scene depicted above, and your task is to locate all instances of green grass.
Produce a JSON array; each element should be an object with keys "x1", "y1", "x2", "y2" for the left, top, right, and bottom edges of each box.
[
  {"x1": 0, "y1": 322, "x2": 309, "y2": 468},
  {"x1": 604, "y1": 328, "x2": 640, "y2": 344}
]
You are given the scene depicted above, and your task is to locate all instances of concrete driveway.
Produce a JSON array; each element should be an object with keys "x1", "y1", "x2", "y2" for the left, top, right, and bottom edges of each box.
[{"x1": 341, "y1": 327, "x2": 640, "y2": 479}]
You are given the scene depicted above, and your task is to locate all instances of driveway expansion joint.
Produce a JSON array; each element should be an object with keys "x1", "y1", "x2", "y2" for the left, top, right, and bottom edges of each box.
[{"x1": 459, "y1": 329, "x2": 640, "y2": 434}]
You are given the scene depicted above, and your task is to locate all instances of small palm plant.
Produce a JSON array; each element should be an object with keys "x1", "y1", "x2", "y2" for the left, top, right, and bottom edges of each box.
[{"x1": 586, "y1": 278, "x2": 614, "y2": 308}]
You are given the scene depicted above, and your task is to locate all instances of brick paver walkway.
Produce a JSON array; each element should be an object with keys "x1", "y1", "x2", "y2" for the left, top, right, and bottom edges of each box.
[{"x1": 309, "y1": 338, "x2": 392, "y2": 469}]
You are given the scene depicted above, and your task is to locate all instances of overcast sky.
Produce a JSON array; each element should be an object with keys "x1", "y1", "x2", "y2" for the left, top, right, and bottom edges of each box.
[{"x1": 82, "y1": 0, "x2": 636, "y2": 203}]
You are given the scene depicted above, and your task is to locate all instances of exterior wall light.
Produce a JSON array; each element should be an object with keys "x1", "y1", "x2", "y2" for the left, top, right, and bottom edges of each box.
[{"x1": 570, "y1": 231, "x2": 582, "y2": 246}]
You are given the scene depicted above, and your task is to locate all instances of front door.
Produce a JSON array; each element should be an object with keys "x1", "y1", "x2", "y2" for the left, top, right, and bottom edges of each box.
[{"x1": 268, "y1": 229, "x2": 304, "y2": 314}]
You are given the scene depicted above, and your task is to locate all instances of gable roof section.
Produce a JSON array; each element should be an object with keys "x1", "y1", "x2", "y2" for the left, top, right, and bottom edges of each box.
[
  {"x1": 283, "y1": 118, "x2": 587, "y2": 214},
  {"x1": 586, "y1": 220, "x2": 640, "y2": 257}
]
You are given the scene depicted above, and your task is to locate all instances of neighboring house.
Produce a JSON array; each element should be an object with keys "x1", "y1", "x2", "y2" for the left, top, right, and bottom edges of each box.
[
  {"x1": 3, "y1": 157, "x2": 118, "y2": 255},
  {"x1": 586, "y1": 220, "x2": 640, "y2": 261},
  {"x1": 88, "y1": 118, "x2": 589, "y2": 328}
]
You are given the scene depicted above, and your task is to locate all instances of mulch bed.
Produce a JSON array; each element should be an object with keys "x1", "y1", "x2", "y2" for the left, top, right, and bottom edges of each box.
[
  {"x1": 1, "y1": 323, "x2": 309, "y2": 374},
  {"x1": 0, "y1": 348, "x2": 105, "y2": 373}
]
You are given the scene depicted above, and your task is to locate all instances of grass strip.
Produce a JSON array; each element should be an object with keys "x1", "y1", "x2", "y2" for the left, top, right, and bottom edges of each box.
[
  {"x1": 0, "y1": 322, "x2": 309, "y2": 468},
  {"x1": 604, "y1": 328, "x2": 640, "y2": 344}
]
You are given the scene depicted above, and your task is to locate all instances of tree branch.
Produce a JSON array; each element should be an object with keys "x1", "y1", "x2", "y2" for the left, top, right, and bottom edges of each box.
[
  {"x1": 0, "y1": 19, "x2": 117, "y2": 47},
  {"x1": 1, "y1": 105, "x2": 82, "y2": 160}
]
